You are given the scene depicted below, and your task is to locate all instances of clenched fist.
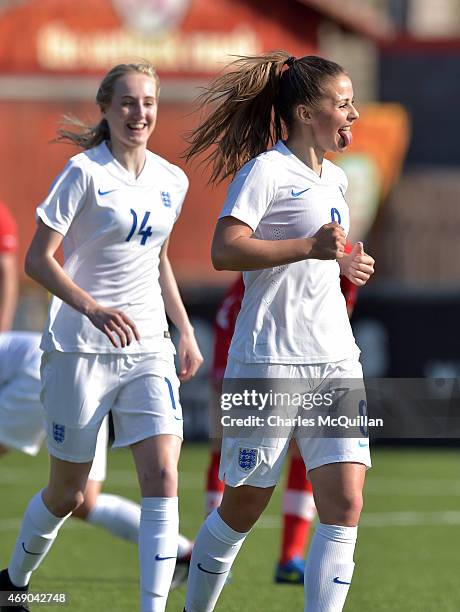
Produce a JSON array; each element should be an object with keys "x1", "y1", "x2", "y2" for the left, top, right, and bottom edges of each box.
[{"x1": 309, "y1": 222, "x2": 346, "y2": 260}]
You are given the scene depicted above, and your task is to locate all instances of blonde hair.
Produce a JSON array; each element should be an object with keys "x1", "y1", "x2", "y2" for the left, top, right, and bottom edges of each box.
[
  {"x1": 56, "y1": 62, "x2": 160, "y2": 149},
  {"x1": 184, "y1": 51, "x2": 345, "y2": 184}
]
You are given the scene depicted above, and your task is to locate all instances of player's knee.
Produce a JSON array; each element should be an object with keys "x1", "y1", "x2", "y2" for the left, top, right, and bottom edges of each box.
[
  {"x1": 220, "y1": 489, "x2": 269, "y2": 531},
  {"x1": 333, "y1": 490, "x2": 363, "y2": 525},
  {"x1": 138, "y1": 463, "x2": 178, "y2": 496},
  {"x1": 47, "y1": 488, "x2": 85, "y2": 516},
  {"x1": 219, "y1": 505, "x2": 262, "y2": 532}
]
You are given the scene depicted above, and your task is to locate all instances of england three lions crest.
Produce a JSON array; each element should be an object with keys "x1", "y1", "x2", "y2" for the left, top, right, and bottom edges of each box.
[
  {"x1": 52, "y1": 422, "x2": 65, "y2": 444},
  {"x1": 238, "y1": 447, "x2": 258, "y2": 472}
]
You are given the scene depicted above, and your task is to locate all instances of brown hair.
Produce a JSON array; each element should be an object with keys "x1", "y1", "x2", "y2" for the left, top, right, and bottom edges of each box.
[
  {"x1": 184, "y1": 51, "x2": 345, "y2": 183},
  {"x1": 56, "y1": 62, "x2": 160, "y2": 150}
]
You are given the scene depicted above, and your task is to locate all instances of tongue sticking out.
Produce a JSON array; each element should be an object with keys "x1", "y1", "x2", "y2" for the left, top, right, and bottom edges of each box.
[{"x1": 338, "y1": 129, "x2": 352, "y2": 149}]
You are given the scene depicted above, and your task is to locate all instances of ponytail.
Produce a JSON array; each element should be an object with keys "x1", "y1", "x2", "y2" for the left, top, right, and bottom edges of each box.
[
  {"x1": 185, "y1": 51, "x2": 345, "y2": 184},
  {"x1": 184, "y1": 50, "x2": 291, "y2": 184},
  {"x1": 55, "y1": 116, "x2": 111, "y2": 150}
]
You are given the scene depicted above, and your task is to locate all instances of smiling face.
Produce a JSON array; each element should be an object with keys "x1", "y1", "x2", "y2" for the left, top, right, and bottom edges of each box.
[
  {"x1": 308, "y1": 74, "x2": 359, "y2": 155},
  {"x1": 102, "y1": 72, "x2": 158, "y2": 152}
]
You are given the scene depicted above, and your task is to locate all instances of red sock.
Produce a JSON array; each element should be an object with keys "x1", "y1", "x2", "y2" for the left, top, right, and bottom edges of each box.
[
  {"x1": 205, "y1": 451, "x2": 225, "y2": 515},
  {"x1": 279, "y1": 455, "x2": 316, "y2": 564}
]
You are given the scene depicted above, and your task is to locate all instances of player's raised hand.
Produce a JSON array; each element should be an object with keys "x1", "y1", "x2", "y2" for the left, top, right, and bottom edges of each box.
[
  {"x1": 177, "y1": 329, "x2": 204, "y2": 382},
  {"x1": 309, "y1": 222, "x2": 346, "y2": 260},
  {"x1": 339, "y1": 241, "x2": 375, "y2": 286},
  {"x1": 86, "y1": 305, "x2": 140, "y2": 348}
]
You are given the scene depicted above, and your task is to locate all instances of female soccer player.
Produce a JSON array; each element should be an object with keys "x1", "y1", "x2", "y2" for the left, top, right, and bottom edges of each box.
[
  {"x1": 183, "y1": 52, "x2": 374, "y2": 612},
  {"x1": 0, "y1": 62, "x2": 202, "y2": 612}
]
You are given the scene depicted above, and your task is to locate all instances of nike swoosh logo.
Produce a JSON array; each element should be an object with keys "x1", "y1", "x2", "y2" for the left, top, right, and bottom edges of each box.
[
  {"x1": 155, "y1": 554, "x2": 176, "y2": 561},
  {"x1": 358, "y1": 440, "x2": 369, "y2": 447},
  {"x1": 197, "y1": 563, "x2": 228, "y2": 575},
  {"x1": 333, "y1": 576, "x2": 351, "y2": 585},
  {"x1": 22, "y1": 542, "x2": 42, "y2": 555},
  {"x1": 98, "y1": 188, "x2": 118, "y2": 196},
  {"x1": 291, "y1": 188, "x2": 311, "y2": 197}
]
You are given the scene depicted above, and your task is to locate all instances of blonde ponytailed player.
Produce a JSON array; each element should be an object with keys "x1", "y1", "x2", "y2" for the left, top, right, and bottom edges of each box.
[{"x1": 0, "y1": 62, "x2": 202, "y2": 612}]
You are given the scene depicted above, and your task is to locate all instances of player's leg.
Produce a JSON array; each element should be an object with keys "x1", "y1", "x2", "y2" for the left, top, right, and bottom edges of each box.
[
  {"x1": 186, "y1": 395, "x2": 290, "y2": 612},
  {"x1": 80, "y1": 474, "x2": 192, "y2": 591},
  {"x1": 131, "y1": 434, "x2": 182, "y2": 612},
  {"x1": 66, "y1": 414, "x2": 192, "y2": 579},
  {"x1": 112, "y1": 353, "x2": 185, "y2": 611},
  {"x1": 0, "y1": 457, "x2": 92, "y2": 612},
  {"x1": 304, "y1": 462, "x2": 365, "y2": 612},
  {"x1": 4, "y1": 457, "x2": 92, "y2": 593},
  {"x1": 275, "y1": 440, "x2": 316, "y2": 585},
  {"x1": 72, "y1": 417, "x2": 141, "y2": 542},
  {"x1": 293, "y1": 355, "x2": 371, "y2": 611},
  {"x1": 185, "y1": 483, "x2": 275, "y2": 612}
]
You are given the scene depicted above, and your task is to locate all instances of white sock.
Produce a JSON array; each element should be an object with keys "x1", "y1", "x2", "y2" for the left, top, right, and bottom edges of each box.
[
  {"x1": 185, "y1": 509, "x2": 249, "y2": 612},
  {"x1": 304, "y1": 523, "x2": 357, "y2": 612},
  {"x1": 8, "y1": 491, "x2": 69, "y2": 587},
  {"x1": 87, "y1": 493, "x2": 140, "y2": 543},
  {"x1": 139, "y1": 497, "x2": 178, "y2": 612},
  {"x1": 87, "y1": 493, "x2": 191, "y2": 560}
]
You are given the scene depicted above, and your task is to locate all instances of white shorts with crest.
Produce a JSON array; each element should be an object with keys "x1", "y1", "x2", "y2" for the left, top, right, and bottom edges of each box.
[
  {"x1": 41, "y1": 351, "x2": 182, "y2": 464},
  {"x1": 219, "y1": 356, "x2": 371, "y2": 488}
]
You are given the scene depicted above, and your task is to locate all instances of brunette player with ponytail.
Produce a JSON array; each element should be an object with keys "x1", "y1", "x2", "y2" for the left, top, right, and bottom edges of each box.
[{"x1": 183, "y1": 51, "x2": 374, "y2": 612}]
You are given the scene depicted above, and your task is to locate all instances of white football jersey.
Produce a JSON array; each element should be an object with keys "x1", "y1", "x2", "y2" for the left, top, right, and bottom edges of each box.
[
  {"x1": 219, "y1": 140, "x2": 359, "y2": 364},
  {"x1": 37, "y1": 142, "x2": 188, "y2": 353},
  {"x1": 0, "y1": 331, "x2": 41, "y2": 384}
]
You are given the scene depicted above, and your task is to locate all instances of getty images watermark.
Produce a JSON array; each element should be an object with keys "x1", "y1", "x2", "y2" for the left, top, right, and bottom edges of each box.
[
  {"x1": 218, "y1": 381, "x2": 383, "y2": 438},
  {"x1": 216, "y1": 378, "x2": 460, "y2": 440}
]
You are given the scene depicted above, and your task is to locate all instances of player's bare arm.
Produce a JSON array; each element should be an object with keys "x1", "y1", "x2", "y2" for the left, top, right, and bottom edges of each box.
[
  {"x1": 25, "y1": 220, "x2": 139, "y2": 348},
  {"x1": 212, "y1": 216, "x2": 346, "y2": 271}
]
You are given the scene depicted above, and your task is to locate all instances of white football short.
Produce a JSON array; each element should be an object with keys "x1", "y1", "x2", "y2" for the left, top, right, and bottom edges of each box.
[
  {"x1": 0, "y1": 370, "x2": 45, "y2": 456},
  {"x1": 40, "y1": 351, "x2": 182, "y2": 463},
  {"x1": 219, "y1": 356, "x2": 371, "y2": 488}
]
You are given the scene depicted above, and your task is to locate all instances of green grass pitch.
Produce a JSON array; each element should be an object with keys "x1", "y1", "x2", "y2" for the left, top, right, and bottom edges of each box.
[{"x1": 1, "y1": 444, "x2": 460, "y2": 611}]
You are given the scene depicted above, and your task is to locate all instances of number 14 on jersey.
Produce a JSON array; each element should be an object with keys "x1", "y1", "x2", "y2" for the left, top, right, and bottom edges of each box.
[{"x1": 126, "y1": 209, "x2": 152, "y2": 245}]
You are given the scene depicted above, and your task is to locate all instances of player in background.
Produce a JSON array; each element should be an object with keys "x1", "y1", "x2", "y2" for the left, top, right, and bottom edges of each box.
[
  {"x1": 0, "y1": 202, "x2": 18, "y2": 331},
  {"x1": 0, "y1": 331, "x2": 193, "y2": 587},
  {"x1": 183, "y1": 52, "x2": 374, "y2": 612},
  {"x1": 207, "y1": 259, "x2": 358, "y2": 585},
  {"x1": 0, "y1": 62, "x2": 203, "y2": 612}
]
